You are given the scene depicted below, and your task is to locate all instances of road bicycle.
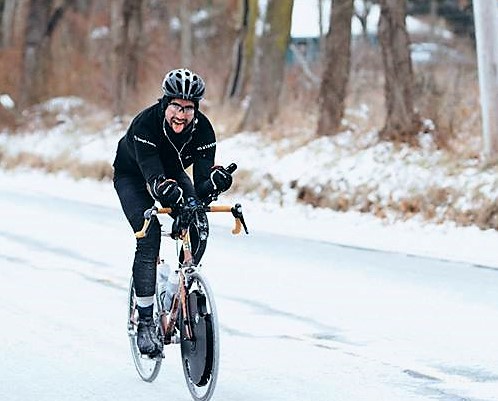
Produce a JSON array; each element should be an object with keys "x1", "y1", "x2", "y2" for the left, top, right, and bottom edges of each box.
[{"x1": 127, "y1": 168, "x2": 248, "y2": 401}]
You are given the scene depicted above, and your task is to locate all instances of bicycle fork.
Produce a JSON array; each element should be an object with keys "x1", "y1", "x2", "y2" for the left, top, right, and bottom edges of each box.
[{"x1": 160, "y1": 230, "x2": 195, "y2": 344}]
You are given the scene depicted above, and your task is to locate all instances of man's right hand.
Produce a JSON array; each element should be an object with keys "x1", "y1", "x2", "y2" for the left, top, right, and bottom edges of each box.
[{"x1": 151, "y1": 176, "x2": 183, "y2": 207}]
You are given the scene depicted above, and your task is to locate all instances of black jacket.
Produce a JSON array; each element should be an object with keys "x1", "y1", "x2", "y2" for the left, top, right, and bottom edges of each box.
[{"x1": 113, "y1": 100, "x2": 216, "y2": 200}]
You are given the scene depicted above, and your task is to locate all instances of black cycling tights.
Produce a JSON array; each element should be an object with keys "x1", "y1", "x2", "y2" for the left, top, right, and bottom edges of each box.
[
  {"x1": 114, "y1": 175, "x2": 160, "y2": 297},
  {"x1": 114, "y1": 174, "x2": 202, "y2": 297}
]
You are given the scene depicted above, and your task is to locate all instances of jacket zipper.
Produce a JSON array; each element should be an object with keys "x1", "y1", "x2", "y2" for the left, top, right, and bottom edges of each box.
[{"x1": 163, "y1": 117, "x2": 194, "y2": 172}]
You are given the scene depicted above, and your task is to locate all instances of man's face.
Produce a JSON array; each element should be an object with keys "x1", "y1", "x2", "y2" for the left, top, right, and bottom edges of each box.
[{"x1": 165, "y1": 98, "x2": 195, "y2": 134}]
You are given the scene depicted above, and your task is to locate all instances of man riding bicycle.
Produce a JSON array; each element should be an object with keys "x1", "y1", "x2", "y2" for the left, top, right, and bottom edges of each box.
[{"x1": 113, "y1": 68, "x2": 233, "y2": 357}]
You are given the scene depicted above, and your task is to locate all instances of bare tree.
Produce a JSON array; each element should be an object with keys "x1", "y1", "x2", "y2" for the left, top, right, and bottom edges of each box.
[
  {"x1": 1, "y1": 0, "x2": 18, "y2": 48},
  {"x1": 179, "y1": 0, "x2": 192, "y2": 68},
  {"x1": 20, "y1": 0, "x2": 55, "y2": 108},
  {"x1": 111, "y1": 0, "x2": 144, "y2": 116},
  {"x1": 19, "y1": 0, "x2": 75, "y2": 108},
  {"x1": 473, "y1": 0, "x2": 498, "y2": 162},
  {"x1": 429, "y1": 0, "x2": 438, "y2": 36},
  {"x1": 240, "y1": 0, "x2": 293, "y2": 131},
  {"x1": 378, "y1": 0, "x2": 419, "y2": 141},
  {"x1": 20, "y1": 0, "x2": 87, "y2": 107},
  {"x1": 318, "y1": 0, "x2": 324, "y2": 41},
  {"x1": 224, "y1": 0, "x2": 255, "y2": 101},
  {"x1": 316, "y1": 0, "x2": 353, "y2": 136}
]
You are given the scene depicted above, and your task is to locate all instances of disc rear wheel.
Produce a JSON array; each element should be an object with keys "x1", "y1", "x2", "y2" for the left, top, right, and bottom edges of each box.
[{"x1": 180, "y1": 272, "x2": 219, "y2": 401}]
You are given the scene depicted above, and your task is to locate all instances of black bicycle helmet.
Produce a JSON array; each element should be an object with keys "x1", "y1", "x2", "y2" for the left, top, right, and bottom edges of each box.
[{"x1": 161, "y1": 68, "x2": 205, "y2": 102}]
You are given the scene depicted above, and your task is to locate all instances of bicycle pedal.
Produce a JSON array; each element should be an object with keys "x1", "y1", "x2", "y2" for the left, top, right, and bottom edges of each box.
[{"x1": 163, "y1": 331, "x2": 181, "y2": 345}]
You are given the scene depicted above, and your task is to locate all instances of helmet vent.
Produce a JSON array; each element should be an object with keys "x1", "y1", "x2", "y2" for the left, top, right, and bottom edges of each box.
[{"x1": 175, "y1": 80, "x2": 183, "y2": 93}]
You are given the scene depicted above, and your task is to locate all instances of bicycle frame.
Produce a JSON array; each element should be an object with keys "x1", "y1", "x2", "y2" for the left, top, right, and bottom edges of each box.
[
  {"x1": 160, "y1": 230, "x2": 195, "y2": 344},
  {"x1": 135, "y1": 203, "x2": 248, "y2": 345}
]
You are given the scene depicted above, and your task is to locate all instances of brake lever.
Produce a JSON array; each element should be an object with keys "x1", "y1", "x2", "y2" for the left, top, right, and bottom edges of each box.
[
  {"x1": 239, "y1": 214, "x2": 249, "y2": 235},
  {"x1": 144, "y1": 206, "x2": 158, "y2": 220},
  {"x1": 231, "y1": 203, "x2": 249, "y2": 234},
  {"x1": 135, "y1": 206, "x2": 158, "y2": 238}
]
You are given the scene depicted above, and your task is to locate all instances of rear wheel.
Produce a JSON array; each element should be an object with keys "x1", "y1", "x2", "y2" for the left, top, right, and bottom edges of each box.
[
  {"x1": 180, "y1": 272, "x2": 219, "y2": 401},
  {"x1": 127, "y1": 277, "x2": 162, "y2": 382}
]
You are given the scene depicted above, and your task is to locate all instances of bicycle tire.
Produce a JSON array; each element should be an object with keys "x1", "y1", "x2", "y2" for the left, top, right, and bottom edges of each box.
[
  {"x1": 180, "y1": 272, "x2": 220, "y2": 401},
  {"x1": 179, "y1": 214, "x2": 209, "y2": 265},
  {"x1": 127, "y1": 277, "x2": 162, "y2": 382}
]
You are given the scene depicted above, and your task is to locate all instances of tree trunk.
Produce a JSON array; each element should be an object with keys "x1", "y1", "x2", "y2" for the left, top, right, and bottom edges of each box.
[
  {"x1": 318, "y1": 0, "x2": 324, "y2": 40},
  {"x1": 429, "y1": 0, "x2": 438, "y2": 36},
  {"x1": 473, "y1": 0, "x2": 498, "y2": 162},
  {"x1": 224, "y1": 0, "x2": 258, "y2": 103},
  {"x1": 13, "y1": 0, "x2": 29, "y2": 45},
  {"x1": 19, "y1": 0, "x2": 77, "y2": 108},
  {"x1": 240, "y1": 0, "x2": 293, "y2": 131},
  {"x1": 179, "y1": 0, "x2": 192, "y2": 68},
  {"x1": 225, "y1": 0, "x2": 249, "y2": 101},
  {"x1": 1, "y1": 0, "x2": 18, "y2": 48},
  {"x1": 125, "y1": 0, "x2": 143, "y2": 91},
  {"x1": 378, "y1": 0, "x2": 420, "y2": 142},
  {"x1": 316, "y1": 0, "x2": 353, "y2": 136},
  {"x1": 111, "y1": 0, "x2": 144, "y2": 117},
  {"x1": 19, "y1": 0, "x2": 54, "y2": 109}
]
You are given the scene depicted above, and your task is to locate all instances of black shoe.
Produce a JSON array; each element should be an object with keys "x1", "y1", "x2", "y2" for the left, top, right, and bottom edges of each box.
[{"x1": 137, "y1": 317, "x2": 163, "y2": 357}]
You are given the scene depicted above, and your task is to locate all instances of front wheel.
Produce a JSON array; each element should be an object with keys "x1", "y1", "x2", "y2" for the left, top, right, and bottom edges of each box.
[
  {"x1": 127, "y1": 277, "x2": 162, "y2": 382},
  {"x1": 180, "y1": 272, "x2": 220, "y2": 401}
]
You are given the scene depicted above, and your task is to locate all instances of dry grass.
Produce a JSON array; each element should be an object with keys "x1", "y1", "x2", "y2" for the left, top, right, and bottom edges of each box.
[
  {"x1": 0, "y1": 151, "x2": 113, "y2": 181},
  {"x1": 0, "y1": 108, "x2": 18, "y2": 130},
  {"x1": 475, "y1": 201, "x2": 498, "y2": 230}
]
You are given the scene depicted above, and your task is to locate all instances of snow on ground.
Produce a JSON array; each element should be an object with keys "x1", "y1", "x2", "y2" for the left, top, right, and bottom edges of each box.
[
  {"x1": 1, "y1": 96, "x2": 498, "y2": 269},
  {"x1": 216, "y1": 128, "x2": 498, "y2": 224},
  {"x1": 1, "y1": 168, "x2": 498, "y2": 270}
]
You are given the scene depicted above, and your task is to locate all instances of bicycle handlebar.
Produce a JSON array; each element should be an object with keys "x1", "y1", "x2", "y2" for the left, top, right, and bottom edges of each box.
[
  {"x1": 135, "y1": 162, "x2": 247, "y2": 239},
  {"x1": 134, "y1": 203, "x2": 249, "y2": 239}
]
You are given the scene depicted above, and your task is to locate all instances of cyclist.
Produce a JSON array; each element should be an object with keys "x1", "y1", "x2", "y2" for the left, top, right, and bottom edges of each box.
[{"x1": 113, "y1": 68, "x2": 233, "y2": 357}]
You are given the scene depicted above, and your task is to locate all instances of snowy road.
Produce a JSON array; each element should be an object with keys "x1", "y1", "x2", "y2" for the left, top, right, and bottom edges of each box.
[{"x1": 1, "y1": 178, "x2": 498, "y2": 401}]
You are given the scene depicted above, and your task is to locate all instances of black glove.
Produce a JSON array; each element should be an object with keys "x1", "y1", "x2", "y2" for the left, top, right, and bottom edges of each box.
[
  {"x1": 171, "y1": 197, "x2": 205, "y2": 240},
  {"x1": 151, "y1": 175, "x2": 183, "y2": 207},
  {"x1": 210, "y1": 165, "x2": 233, "y2": 193},
  {"x1": 185, "y1": 196, "x2": 203, "y2": 210}
]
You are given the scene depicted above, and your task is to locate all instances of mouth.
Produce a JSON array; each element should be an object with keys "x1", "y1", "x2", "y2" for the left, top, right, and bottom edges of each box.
[{"x1": 171, "y1": 118, "x2": 187, "y2": 131}]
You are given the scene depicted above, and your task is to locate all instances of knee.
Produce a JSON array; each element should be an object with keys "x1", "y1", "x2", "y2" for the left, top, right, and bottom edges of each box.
[{"x1": 135, "y1": 218, "x2": 161, "y2": 257}]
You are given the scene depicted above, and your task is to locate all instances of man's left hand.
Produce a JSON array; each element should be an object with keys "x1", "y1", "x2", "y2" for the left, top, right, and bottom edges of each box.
[{"x1": 210, "y1": 165, "x2": 233, "y2": 193}]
